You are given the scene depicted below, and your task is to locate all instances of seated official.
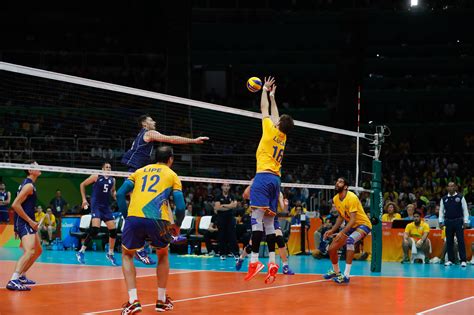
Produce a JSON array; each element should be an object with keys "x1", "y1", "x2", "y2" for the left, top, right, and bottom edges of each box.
[{"x1": 401, "y1": 211, "x2": 431, "y2": 264}]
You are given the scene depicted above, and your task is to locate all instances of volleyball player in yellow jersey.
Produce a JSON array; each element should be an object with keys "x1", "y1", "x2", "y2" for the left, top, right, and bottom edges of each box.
[
  {"x1": 117, "y1": 146, "x2": 186, "y2": 314},
  {"x1": 322, "y1": 177, "x2": 372, "y2": 284},
  {"x1": 245, "y1": 77, "x2": 294, "y2": 284}
]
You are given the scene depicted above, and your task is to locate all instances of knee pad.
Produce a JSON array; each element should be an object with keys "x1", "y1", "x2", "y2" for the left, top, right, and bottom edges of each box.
[
  {"x1": 89, "y1": 226, "x2": 100, "y2": 237},
  {"x1": 346, "y1": 236, "x2": 355, "y2": 251},
  {"x1": 276, "y1": 235, "x2": 285, "y2": 248},
  {"x1": 108, "y1": 228, "x2": 117, "y2": 239},
  {"x1": 251, "y1": 217, "x2": 263, "y2": 232},
  {"x1": 245, "y1": 244, "x2": 252, "y2": 254}
]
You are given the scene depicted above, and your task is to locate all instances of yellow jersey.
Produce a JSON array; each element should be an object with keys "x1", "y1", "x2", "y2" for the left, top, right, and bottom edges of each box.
[
  {"x1": 405, "y1": 221, "x2": 430, "y2": 239},
  {"x1": 45, "y1": 213, "x2": 56, "y2": 227},
  {"x1": 256, "y1": 117, "x2": 287, "y2": 176},
  {"x1": 333, "y1": 191, "x2": 372, "y2": 229},
  {"x1": 381, "y1": 213, "x2": 402, "y2": 222},
  {"x1": 35, "y1": 212, "x2": 45, "y2": 223},
  {"x1": 127, "y1": 164, "x2": 182, "y2": 221}
]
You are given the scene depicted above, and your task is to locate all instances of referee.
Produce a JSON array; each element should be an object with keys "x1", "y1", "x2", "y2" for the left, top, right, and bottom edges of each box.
[
  {"x1": 439, "y1": 182, "x2": 470, "y2": 267},
  {"x1": 214, "y1": 183, "x2": 239, "y2": 260}
]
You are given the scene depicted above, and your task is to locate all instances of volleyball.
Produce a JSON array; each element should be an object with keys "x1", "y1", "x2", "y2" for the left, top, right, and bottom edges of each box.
[{"x1": 246, "y1": 77, "x2": 262, "y2": 93}]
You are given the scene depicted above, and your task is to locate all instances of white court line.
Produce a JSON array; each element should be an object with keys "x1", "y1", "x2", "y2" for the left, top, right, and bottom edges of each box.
[
  {"x1": 204, "y1": 269, "x2": 474, "y2": 281},
  {"x1": 0, "y1": 270, "x2": 202, "y2": 289},
  {"x1": 416, "y1": 296, "x2": 474, "y2": 314},
  {"x1": 83, "y1": 278, "x2": 328, "y2": 314}
]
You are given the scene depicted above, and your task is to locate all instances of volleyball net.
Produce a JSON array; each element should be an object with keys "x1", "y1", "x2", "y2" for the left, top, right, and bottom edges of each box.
[{"x1": 0, "y1": 62, "x2": 371, "y2": 198}]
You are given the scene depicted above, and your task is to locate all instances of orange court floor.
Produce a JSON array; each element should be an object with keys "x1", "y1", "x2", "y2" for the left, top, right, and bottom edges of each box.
[{"x1": 0, "y1": 247, "x2": 473, "y2": 315}]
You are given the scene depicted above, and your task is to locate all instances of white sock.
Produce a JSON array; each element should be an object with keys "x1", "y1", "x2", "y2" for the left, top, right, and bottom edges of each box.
[
  {"x1": 11, "y1": 272, "x2": 20, "y2": 281},
  {"x1": 128, "y1": 288, "x2": 138, "y2": 304},
  {"x1": 269, "y1": 252, "x2": 276, "y2": 264},
  {"x1": 108, "y1": 248, "x2": 114, "y2": 255},
  {"x1": 158, "y1": 288, "x2": 166, "y2": 302},
  {"x1": 251, "y1": 252, "x2": 259, "y2": 263},
  {"x1": 332, "y1": 263, "x2": 340, "y2": 274},
  {"x1": 344, "y1": 264, "x2": 352, "y2": 277},
  {"x1": 282, "y1": 261, "x2": 288, "y2": 267}
]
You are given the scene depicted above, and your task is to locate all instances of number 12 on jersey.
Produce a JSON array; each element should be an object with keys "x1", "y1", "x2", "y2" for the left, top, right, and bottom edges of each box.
[
  {"x1": 140, "y1": 175, "x2": 161, "y2": 193},
  {"x1": 272, "y1": 146, "x2": 284, "y2": 163}
]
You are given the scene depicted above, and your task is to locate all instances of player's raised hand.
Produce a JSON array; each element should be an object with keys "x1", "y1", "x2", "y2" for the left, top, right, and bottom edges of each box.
[
  {"x1": 263, "y1": 76, "x2": 275, "y2": 91},
  {"x1": 270, "y1": 85, "x2": 277, "y2": 97},
  {"x1": 194, "y1": 136, "x2": 209, "y2": 144}
]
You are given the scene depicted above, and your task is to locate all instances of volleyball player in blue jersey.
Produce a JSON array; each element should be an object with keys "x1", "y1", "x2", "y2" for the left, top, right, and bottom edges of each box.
[
  {"x1": 6, "y1": 161, "x2": 42, "y2": 291},
  {"x1": 76, "y1": 162, "x2": 119, "y2": 266},
  {"x1": 122, "y1": 114, "x2": 208, "y2": 264}
]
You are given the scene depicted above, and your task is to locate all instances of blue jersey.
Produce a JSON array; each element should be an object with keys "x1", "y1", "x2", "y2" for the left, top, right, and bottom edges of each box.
[
  {"x1": 121, "y1": 128, "x2": 154, "y2": 170},
  {"x1": 14, "y1": 178, "x2": 37, "y2": 222},
  {"x1": 91, "y1": 176, "x2": 114, "y2": 209},
  {"x1": 0, "y1": 191, "x2": 8, "y2": 211}
]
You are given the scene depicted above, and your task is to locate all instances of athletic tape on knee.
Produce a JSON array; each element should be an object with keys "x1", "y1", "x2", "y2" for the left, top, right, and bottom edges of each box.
[
  {"x1": 346, "y1": 236, "x2": 356, "y2": 251},
  {"x1": 108, "y1": 228, "x2": 117, "y2": 239},
  {"x1": 263, "y1": 216, "x2": 275, "y2": 235},
  {"x1": 251, "y1": 217, "x2": 263, "y2": 231}
]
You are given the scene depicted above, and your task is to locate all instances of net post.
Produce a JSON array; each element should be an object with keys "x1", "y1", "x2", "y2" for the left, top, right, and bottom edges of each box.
[{"x1": 370, "y1": 159, "x2": 383, "y2": 272}]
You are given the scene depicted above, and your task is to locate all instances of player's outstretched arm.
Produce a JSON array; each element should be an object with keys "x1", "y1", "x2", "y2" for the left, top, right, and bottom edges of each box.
[
  {"x1": 144, "y1": 130, "x2": 209, "y2": 145},
  {"x1": 79, "y1": 175, "x2": 98, "y2": 209},
  {"x1": 260, "y1": 76, "x2": 275, "y2": 118},
  {"x1": 269, "y1": 84, "x2": 279, "y2": 125}
]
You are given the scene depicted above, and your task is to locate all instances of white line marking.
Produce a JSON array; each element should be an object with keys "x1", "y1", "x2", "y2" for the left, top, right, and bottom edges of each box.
[
  {"x1": 84, "y1": 278, "x2": 328, "y2": 314},
  {"x1": 0, "y1": 270, "x2": 202, "y2": 289},
  {"x1": 416, "y1": 296, "x2": 474, "y2": 314}
]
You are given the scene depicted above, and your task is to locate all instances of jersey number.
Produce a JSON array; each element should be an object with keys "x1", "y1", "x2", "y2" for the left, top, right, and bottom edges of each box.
[
  {"x1": 272, "y1": 146, "x2": 284, "y2": 163},
  {"x1": 103, "y1": 184, "x2": 109, "y2": 193},
  {"x1": 140, "y1": 175, "x2": 161, "y2": 193}
]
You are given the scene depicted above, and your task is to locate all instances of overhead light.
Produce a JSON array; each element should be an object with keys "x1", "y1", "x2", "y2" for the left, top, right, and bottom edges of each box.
[{"x1": 411, "y1": 0, "x2": 418, "y2": 6}]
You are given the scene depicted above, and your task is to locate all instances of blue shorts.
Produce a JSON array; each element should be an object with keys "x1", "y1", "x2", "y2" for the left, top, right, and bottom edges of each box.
[
  {"x1": 250, "y1": 173, "x2": 281, "y2": 214},
  {"x1": 0, "y1": 210, "x2": 9, "y2": 223},
  {"x1": 122, "y1": 216, "x2": 172, "y2": 251},
  {"x1": 14, "y1": 218, "x2": 36, "y2": 239},
  {"x1": 91, "y1": 206, "x2": 114, "y2": 222}
]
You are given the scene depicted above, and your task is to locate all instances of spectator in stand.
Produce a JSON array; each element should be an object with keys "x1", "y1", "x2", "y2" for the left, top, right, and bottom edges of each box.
[
  {"x1": 383, "y1": 185, "x2": 399, "y2": 204},
  {"x1": 382, "y1": 202, "x2": 401, "y2": 222},
  {"x1": 34, "y1": 206, "x2": 45, "y2": 225},
  {"x1": 289, "y1": 200, "x2": 307, "y2": 217},
  {"x1": 401, "y1": 211, "x2": 431, "y2": 264},
  {"x1": 0, "y1": 182, "x2": 11, "y2": 223},
  {"x1": 424, "y1": 204, "x2": 439, "y2": 219},
  {"x1": 402, "y1": 204, "x2": 415, "y2": 220}
]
